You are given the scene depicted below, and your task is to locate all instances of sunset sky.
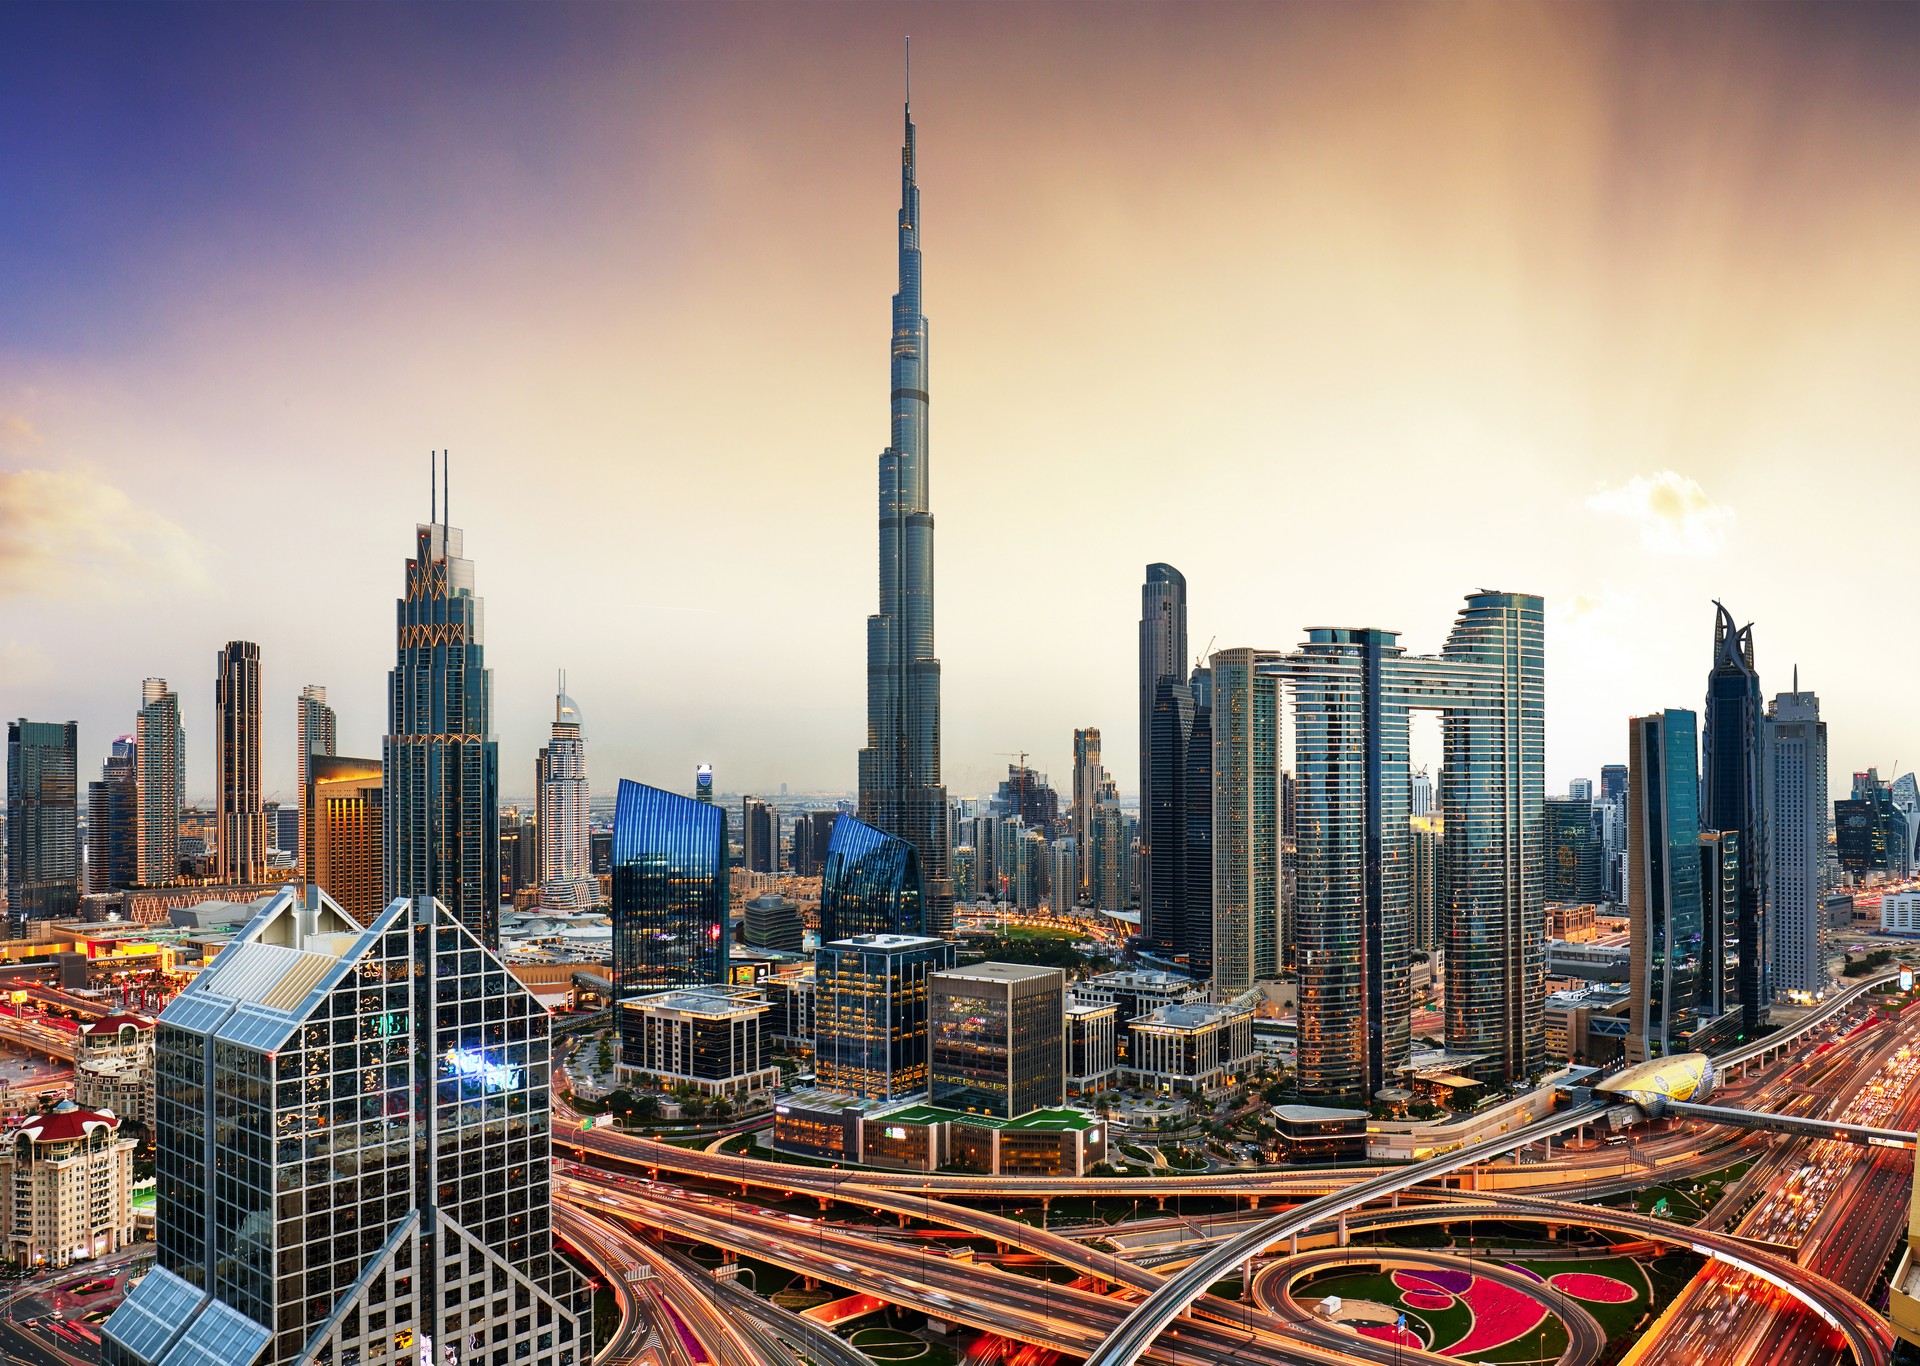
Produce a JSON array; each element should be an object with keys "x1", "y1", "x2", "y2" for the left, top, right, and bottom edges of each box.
[{"x1": 3, "y1": 2, "x2": 1916, "y2": 803}]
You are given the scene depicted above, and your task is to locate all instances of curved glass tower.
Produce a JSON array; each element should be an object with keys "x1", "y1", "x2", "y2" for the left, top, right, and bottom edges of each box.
[
  {"x1": 609, "y1": 778, "x2": 728, "y2": 992},
  {"x1": 819, "y1": 812, "x2": 925, "y2": 943},
  {"x1": 858, "y1": 76, "x2": 953, "y2": 934},
  {"x1": 1702, "y1": 601, "x2": 1769, "y2": 1030}
]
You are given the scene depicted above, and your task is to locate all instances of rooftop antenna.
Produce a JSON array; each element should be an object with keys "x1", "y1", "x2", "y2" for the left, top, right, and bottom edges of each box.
[
  {"x1": 906, "y1": 35, "x2": 910, "y2": 107},
  {"x1": 442, "y1": 449, "x2": 450, "y2": 526},
  {"x1": 430, "y1": 451, "x2": 437, "y2": 523}
]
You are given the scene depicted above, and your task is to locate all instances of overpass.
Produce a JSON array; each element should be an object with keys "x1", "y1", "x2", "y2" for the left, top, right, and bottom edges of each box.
[
  {"x1": 1711, "y1": 968, "x2": 1900, "y2": 1076},
  {"x1": 1666, "y1": 1099, "x2": 1916, "y2": 1149}
]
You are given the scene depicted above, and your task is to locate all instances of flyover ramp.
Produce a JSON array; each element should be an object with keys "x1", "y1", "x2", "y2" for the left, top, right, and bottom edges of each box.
[{"x1": 1664, "y1": 1100, "x2": 1916, "y2": 1149}]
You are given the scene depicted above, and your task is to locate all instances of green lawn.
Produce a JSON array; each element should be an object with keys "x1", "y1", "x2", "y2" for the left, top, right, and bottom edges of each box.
[{"x1": 849, "y1": 1326, "x2": 932, "y2": 1360}]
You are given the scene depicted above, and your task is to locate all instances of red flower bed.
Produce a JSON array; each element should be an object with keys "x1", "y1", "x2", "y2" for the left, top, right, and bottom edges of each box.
[{"x1": 1548, "y1": 1272, "x2": 1637, "y2": 1304}]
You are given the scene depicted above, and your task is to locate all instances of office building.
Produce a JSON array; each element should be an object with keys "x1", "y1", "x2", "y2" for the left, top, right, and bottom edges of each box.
[
  {"x1": 952, "y1": 844, "x2": 977, "y2": 904},
  {"x1": 307, "y1": 755, "x2": 384, "y2": 920},
  {"x1": 1627, "y1": 710, "x2": 1705, "y2": 1062},
  {"x1": 1071, "y1": 728, "x2": 1110, "y2": 900},
  {"x1": 994, "y1": 764, "x2": 1060, "y2": 834},
  {"x1": 616, "y1": 987, "x2": 778, "y2": 1098},
  {"x1": 1701, "y1": 603, "x2": 1770, "y2": 1030},
  {"x1": 1698, "y1": 830, "x2": 1740, "y2": 1026},
  {"x1": 383, "y1": 463, "x2": 501, "y2": 945},
  {"x1": 818, "y1": 812, "x2": 924, "y2": 942},
  {"x1": 1209, "y1": 648, "x2": 1280, "y2": 994},
  {"x1": 1409, "y1": 814, "x2": 1441, "y2": 953},
  {"x1": 1600, "y1": 765, "x2": 1628, "y2": 803},
  {"x1": 295, "y1": 684, "x2": 335, "y2": 882},
  {"x1": 1765, "y1": 688, "x2": 1829, "y2": 997},
  {"x1": 1070, "y1": 968, "x2": 1207, "y2": 1067},
  {"x1": 6, "y1": 719, "x2": 79, "y2": 932},
  {"x1": 1568, "y1": 777, "x2": 1593, "y2": 803},
  {"x1": 1544, "y1": 796, "x2": 1603, "y2": 904},
  {"x1": 135, "y1": 679, "x2": 182, "y2": 887},
  {"x1": 1065, "y1": 1001, "x2": 1118, "y2": 1094},
  {"x1": 855, "y1": 87, "x2": 954, "y2": 938},
  {"x1": 609, "y1": 779, "x2": 727, "y2": 993},
  {"x1": 1145, "y1": 658, "x2": 1212, "y2": 974},
  {"x1": 1139, "y1": 562, "x2": 1188, "y2": 949},
  {"x1": 930, "y1": 963, "x2": 1066, "y2": 1118},
  {"x1": 88, "y1": 736, "x2": 138, "y2": 893},
  {"x1": 214, "y1": 641, "x2": 266, "y2": 885},
  {"x1": 1881, "y1": 891, "x2": 1920, "y2": 934},
  {"x1": 815, "y1": 933, "x2": 955, "y2": 1101},
  {"x1": 536, "y1": 682, "x2": 597, "y2": 909},
  {"x1": 1409, "y1": 770, "x2": 1433, "y2": 817},
  {"x1": 1122, "y1": 998, "x2": 1257, "y2": 1094},
  {"x1": 1090, "y1": 805, "x2": 1128, "y2": 915},
  {"x1": 1259, "y1": 591, "x2": 1545, "y2": 1098},
  {"x1": 741, "y1": 797, "x2": 777, "y2": 875},
  {"x1": 742, "y1": 893, "x2": 804, "y2": 953},
  {"x1": 0, "y1": 1103, "x2": 136, "y2": 1267},
  {"x1": 101, "y1": 885, "x2": 588, "y2": 1366},
  {"x1": 1048, "y1": 838, "x2": 1077, "y2": 914}
]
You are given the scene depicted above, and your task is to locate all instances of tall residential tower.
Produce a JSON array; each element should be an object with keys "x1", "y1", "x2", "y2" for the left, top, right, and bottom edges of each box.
[
  {"x1": 215, "y1": 640, "x2": 266, "y2": 884},
  {"x1": 1701, "y1": 603, "x2": 1769, "y2": 1029},
  {"x1": 537, "y1": 679, "x2": 597, "y2": 909},
  {"x1": 856, "y1": 67, "x2": 954, "y2": 936},
  {"x1": 295, "y1": 684, "x2": 336, "y2": 882}
]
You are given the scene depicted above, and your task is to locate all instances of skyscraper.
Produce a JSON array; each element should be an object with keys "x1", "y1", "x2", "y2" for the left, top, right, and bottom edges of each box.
[
  {"x1": 1627, "y1": 709, "x2": 1705, "y2": 1062},
  {"x1": 295, "y1": 684, "x2": 335, "y2": 882},
  {"x1": 1265, "y1": 590, "x2": 1544, "y2": 1098},
  {"x1": 6, "y1": 720, "x2": 78, "y2": 932},
  {"x1": 856, "y1": 75, "x2": 954, "y2": 937},
  {"x1": 820, "y1": 813, "x2": 925, "y2": 943},
  {"x1": 1698, "y1": 829, "x2": 1741, "y2": 1026},
  {"x1": 384, "y1": 456, "x2": 501, "y2": 946},
  {"x1": 1544, "y1": 796, "x2": 1603, "y2": 903},
  {"x1": 742, "y1": 797, "x2": 777, "y2": 875},
  {"x1": 1091, "y1": 805, "x2": 1128, "y2": 915},
  {"x1": 135, "y1": 679, "x2": 181, "y2": 887},
  {"x1": 1138, "y1": 563, "x2": 1188, "y2": 946},
  {"x1": 214, "y1": 640, "x2": 266, "y2": 885},
  {"x1": 537, "y1": 679, "x2": 597, "y2": 909},
  {"x1": 1209, "y1": 648, "x2": 1280, "y2": 995},
  {"x1": 1070, "y1": 728, "x2": 1108, "y2": 902},
  {"x1": 308, "y1": 755, "x2": 384, "y2": 920},
  {"x1": 102, "y1": 885, "x2": 589, "y2": 1366},
  {"x1": 88, "y1": 736, "x2": 137, "y2": 894},
  {"x1": 609, "y1": 778, "x2": 728, "y2": 992},
  {"x1": 1146, "y1": 663, "x2": 1212, "y2": 974},
  {"x1": 1701, "y1": 602, "x2": 1769, "y2": 1030},
  {"x1": 1765, "y1": 687, "x2": 1829, "y2": 998}
]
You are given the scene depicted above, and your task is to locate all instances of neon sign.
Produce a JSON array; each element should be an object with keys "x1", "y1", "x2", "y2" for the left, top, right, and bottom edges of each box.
[{"x1": 441, "y1": 1046, "x2": 522, "y2": 1092}]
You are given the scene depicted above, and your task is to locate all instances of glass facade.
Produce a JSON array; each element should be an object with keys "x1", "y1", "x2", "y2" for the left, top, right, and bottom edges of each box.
[
  {"x1": 1260, "y1": 591, "x2": 1545, "y2": 1099},
  {"x1": 1209, "y1": 649, "x2": 1279, "y2": 993},
  {"x1": 1138, "y1": 563, "x2": 1187, "y2": 951},
  {"x1": 1701, "y1": 602, "x2": 1769, "y2": 1029},
  {"x1": 88, "y1": 735, "x2": 138, "y2": 894},
  {"x1": 1544, "y1": 797, "x2": 1603, "y2": 903},
  {"x1": 1698, "y1": 830, "x2": 1740, "y2": 1024},
  {"x1": 856, "y1": 94, "x2": 954, "y2": 937},
  {"x1": 818, "y1": 813, "x2": 924, "y2": 942},
  {"x1": 105, "y1": 885, "x2": 586, "y2": 1366},
  {"x1": 1628, "y1": 709, "x2": 1705, "y2": 1060},
  {"x1": 814, "y1": 935, "x2": 955, "y2": 1100},
  {"x1": 1146, "y1": 668, "x2": 1212, "y2": 974},
  {"x1": 929, "y1": 964, "x2": 1065, "y2": 1118},
  {"x1": 6, "y1": 719, "x2": 79, "y2": 931},
  {"x1": 609, "y1": 779, "x2": 728, "y2": 993},
  {"x1": 384, "y1": 513, "x2": 501, "y2": 947}
]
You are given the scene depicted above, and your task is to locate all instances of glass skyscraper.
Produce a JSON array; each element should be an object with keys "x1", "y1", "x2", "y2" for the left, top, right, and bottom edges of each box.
[
  {"x1": 818, "y1": 812, "x2": 925, "y2": 942},
  {"x1": 1258, "y1": 590, "x2": 1545, "y2": 1099},
  {"x1": 6, "y1": 719, "x2": 79, "y2": 931},
  {"x1": 814, "y1": 933, "x2": 955, "y2": 1101},
  {"x1": 856, "y1": 81, "x2": 954, "y2": 937},
  {"x1": 1765, "y1": 688, "x2": 1828, "y2": 998},
  {"x1": 136, "y1": 679, "x2": 182, "y2": 888},
  {"x1": 296, "y1": 684, "x2": 336, "y2": 884},
  {"x1": 1627, "y1": 709, "x2": 1705, "y2": 1061},
  {"x1": 216, "y1": 640, "x2": 267, "y2": 885},
  {"x1": 1209, "y1": 649, "x2": 1279, "y2": 995},
  {"x1": 1138, "y1": 563, "x2": 1189, "y2": 951},
  {"x1": 609, "y1": 778, "x2": 727, "y2": 993},
  {"x1": 88, "y1": 735, "x2": 138, "y2": 894},
  {"x1": 101, "y1": 885, "x2": 588, "y2": 1366},
  {"x1": 384, "y1": 465, "x2": 500, "y2": 947},
  {"x1": 1701, "y1": 601, "x2": 1769, "y2": 1029},
  {"x1": 1544, "y1": 796, "x2": 1603, "y2": 903}
]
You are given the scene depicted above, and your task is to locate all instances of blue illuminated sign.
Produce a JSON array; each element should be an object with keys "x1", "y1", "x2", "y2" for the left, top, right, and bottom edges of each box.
[{"x1": 441, "y1": 1046, "x2": 522, "y2": 1092}]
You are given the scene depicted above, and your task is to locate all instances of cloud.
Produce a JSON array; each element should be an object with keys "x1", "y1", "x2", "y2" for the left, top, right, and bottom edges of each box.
[
  {"x1": 0, "y1": 468, "x2": 208, "y2": 599},
  {"x1": 1584, "y1": 470, "x2": 1734, "y2": 557}
]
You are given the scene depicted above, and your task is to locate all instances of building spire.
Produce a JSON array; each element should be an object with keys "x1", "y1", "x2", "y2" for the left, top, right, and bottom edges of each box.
[{"x1": 905, "y1": 34, "x2": 911, "y2": 110}]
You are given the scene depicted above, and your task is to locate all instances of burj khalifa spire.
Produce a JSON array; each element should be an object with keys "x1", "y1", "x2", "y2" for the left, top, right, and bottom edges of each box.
[{"x1": 857, "y1": 45, "x2": 954, "y2": 935}]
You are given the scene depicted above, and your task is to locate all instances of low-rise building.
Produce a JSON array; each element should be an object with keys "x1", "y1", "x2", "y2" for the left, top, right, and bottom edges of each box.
[
  {"x1": 79, "y1": 1013, "x2": 156, "y2": 1066},
  {"x1": 1123, "y1": 999, "x2": 1256, "y2": 1093},
  {"x1": 616, "y1": 986, "x2": 780, "y2": 1098},
  {"x1": 1066, "y1": 1001, "x2": 1117, "y2": 1095},
  {"x1": 0, "y1": 1102, "x2": 137, "y2": 1266},
  {"x1": 1271, "y1": 1104, "x2": 1369, "y2": 1163},
  {"x1": 771, "y1": 1095, "x2": 1105, "y2": 1175},
  {"x1": 1882, "y1": 891, "x2": 1920, "y2": 935},
  {"x1": 930, "y1": 962, "x2": 1065, "y2": 1117},
  {"x1": 74, "y1": 1056, "x2": 153, "y2": 1129},
  {"x1": 742, "y1": 894, "x2": 804, "y2": 952}
]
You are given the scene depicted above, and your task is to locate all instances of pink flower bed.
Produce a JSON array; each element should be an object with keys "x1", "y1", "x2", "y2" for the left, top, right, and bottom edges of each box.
[
  {"x1": 1548, "y1": 1272, "x2": 1637, "y2": 1304},
  {"x1": 1359, "y1": 1324, "x2": 1424, "y2": 1348},
  {"x1": 1402, "y1": 1290, "x2": 1454, "y2": 1310}
]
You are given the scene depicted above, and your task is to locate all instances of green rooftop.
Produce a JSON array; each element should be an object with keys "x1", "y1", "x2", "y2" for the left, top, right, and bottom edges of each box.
[{"x1": 870, "y1": 1104, "x2": 1094, "y2": 1132}]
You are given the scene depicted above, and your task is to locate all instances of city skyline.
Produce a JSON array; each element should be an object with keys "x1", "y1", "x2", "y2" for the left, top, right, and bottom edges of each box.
[{"x1": 4, "y1": 3, "x2": 1918, "y2": 805}]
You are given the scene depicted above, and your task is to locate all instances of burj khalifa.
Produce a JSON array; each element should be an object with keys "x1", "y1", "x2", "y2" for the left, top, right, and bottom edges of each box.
[{"x1": 857, "y1": 60, "x2": 955, "y2": 936}]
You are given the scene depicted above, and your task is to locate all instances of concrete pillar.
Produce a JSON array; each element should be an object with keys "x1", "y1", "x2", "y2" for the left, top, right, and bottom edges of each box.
[
  {"x1": 1337, "y1": 1213, "x2": 1348, "y2": 1247},
  {"x1": 898, "y1": 1212, "x2": 910, "y2": 1228},
  {"x1": 1290, "y1": 1233, "x2": 1299, "y2": 1255}
]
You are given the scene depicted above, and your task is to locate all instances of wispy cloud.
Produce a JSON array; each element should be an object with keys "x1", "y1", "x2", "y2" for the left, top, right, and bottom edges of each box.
[
  {"x1": 1585, "y1": 470, "x2": 1734, "y2": 557},
  {"x1": 0, "y1": 468, "x2": 208, "y2": 599}
]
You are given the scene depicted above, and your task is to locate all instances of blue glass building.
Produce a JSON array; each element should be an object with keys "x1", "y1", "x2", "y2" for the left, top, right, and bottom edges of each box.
[
  {"x1": 815, "y1": 933, "x2": 955, "y2": 1101},
  {"x1": 1627, "y1": 709, "x2": 1705, "y2": 1061},
  {"x1": 818, "y1": 813, "x2": 925, "y2": 942},
  {"x1": 1701, "y1": 602, "x2": 1769, "y2": 1031},
  {"x1": 610, "y1": 779, "x2": 728, "y2": 994}
]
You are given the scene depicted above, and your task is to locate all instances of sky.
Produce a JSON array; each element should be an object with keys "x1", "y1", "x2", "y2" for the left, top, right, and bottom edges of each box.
[{"x1": 2, "y1": 2, "x2": 1916, "y2": 805}]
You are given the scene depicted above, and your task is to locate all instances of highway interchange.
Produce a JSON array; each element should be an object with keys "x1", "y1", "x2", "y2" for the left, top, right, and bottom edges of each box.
[{"x1": 552, "y1": 971, "x2": 1915, "y2": 1366}]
